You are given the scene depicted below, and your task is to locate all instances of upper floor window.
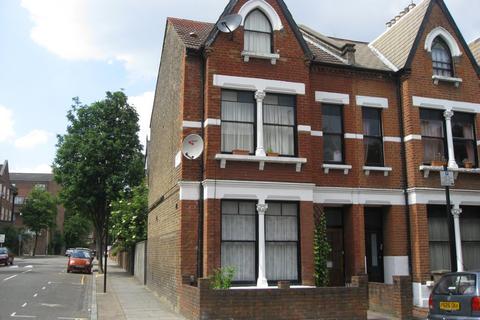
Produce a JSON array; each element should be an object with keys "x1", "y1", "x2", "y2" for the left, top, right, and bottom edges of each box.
[
  {"x1": 263, "y1": 94, "x2": 295, "y2": 156},
  {"x1": 221, "y1": 90, "x2": 255, "y2": 154},
  {"x1": 421, "y1": 109, "x2": 446, "y2": 164},
  {"x1": 452, "y1": 112, "x2": 477, "y2": 167},
  {"x1": 432, "y1": 37, "x2": 453, "y2": 77},
  {"x1": 244, "y1": 9, "x2": 272, "y2": 54},
  {"x1": 363, "y1": 108, "x2": 384, "y2": 166},
  {"x1": 322, "y1": 104, "x2": 344, "y2": 164}
]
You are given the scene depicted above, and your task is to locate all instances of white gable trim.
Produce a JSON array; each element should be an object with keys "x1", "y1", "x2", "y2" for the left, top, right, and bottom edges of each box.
[
  {"x1": 315, "y1": 91, "x2": 350, "y2": 105},
  {"x1": 425, "y1": 27, "x2": 462, "y2": 57},
  {"x1": 213, "y1": 74, "x2": 305, "y2": 95},
  {"x1": 356, "y1": 95, "x2": 389, "y2": 109},
  {"x1": 238, "y1": 0, "x2": 283, "y2": 31},
  {"x1": 412, "y1": 96, "x2": 480, "y2": 113},
  {"x1": 368, "y1": 44, "x2": 399, "y2": 72}
]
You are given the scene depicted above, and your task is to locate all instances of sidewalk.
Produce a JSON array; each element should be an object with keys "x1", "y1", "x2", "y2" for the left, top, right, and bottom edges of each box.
[{"x1": 95, "y1": 260, "x2": 186, "y2": 320}]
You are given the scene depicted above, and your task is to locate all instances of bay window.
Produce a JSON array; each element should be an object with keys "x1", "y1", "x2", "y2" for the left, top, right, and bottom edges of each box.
[
  {"x1": 363, "y1": 108, "x2": 384, "y2": 166},
  {"x1": 420, "y1": 109, "x2": 446, "y2": 164},
  {"x1": 263, "y1": 94, "x2": 296, "y2": 156},
  {"x1": 265, "y1": 202, "x2": 298, "y2": 282},
  {"x1": 221, "y1": 200, "x2": 257, "y2": 283},
  {"x1": 221, "y1": 90, "x2": 255, "y2": 154},
  {"x1": 452, "y1": 112, "x2": 477, "y2": 167},
  {"x1": 323, "y1": 104, "x2": 344, "y2": 163}
]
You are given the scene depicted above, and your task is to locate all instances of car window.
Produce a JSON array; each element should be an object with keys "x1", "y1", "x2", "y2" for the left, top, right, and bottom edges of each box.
[
  {"x1": 0, "y1": 248, "x2": 7, "y2": 254},
  {"x1": 434, "y1": 274, "x2": 477, "y2": 295},
  {"x1": 71, "y1": 251, "x2": 90, "y2": 259}
]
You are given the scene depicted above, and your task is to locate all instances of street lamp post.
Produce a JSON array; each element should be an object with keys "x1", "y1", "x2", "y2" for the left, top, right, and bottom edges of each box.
[{"x1": 441, "y1": 166, "x2": 457, "y2": 272}]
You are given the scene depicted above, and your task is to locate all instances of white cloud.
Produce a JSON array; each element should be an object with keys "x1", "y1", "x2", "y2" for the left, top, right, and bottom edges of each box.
[
  {"x1": 0, "y1": 105, "x2": 15, "y2": 143},
  {"x1": 14, "y1": 130, "x2": 51, "y2": 149},
  {"x1": 128, "y1": 91, "x2": 154, "y2": 144},
  {"x1": 15, "y1": 164, "x2": 52, "y2": 174}
]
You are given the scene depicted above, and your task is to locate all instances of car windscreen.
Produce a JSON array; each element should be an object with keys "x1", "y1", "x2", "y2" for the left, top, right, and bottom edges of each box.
[
  {"x1": 0, "y1": 248, "x2": 7, "y2": 254},
  {"x1": 434, "y1": 274, "x2": 477, "y2": 295},
  {"x1": 71, "y1": 251, "x2": 90, "y2": 259}
]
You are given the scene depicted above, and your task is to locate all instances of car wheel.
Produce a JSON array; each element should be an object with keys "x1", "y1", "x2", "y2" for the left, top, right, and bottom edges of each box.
[
  {"x1": 4, "y1": 261, "x2": 7, "y2": 266},
  {"x1": 67, "y1": 269, "x2": 71, "y2": 273}
]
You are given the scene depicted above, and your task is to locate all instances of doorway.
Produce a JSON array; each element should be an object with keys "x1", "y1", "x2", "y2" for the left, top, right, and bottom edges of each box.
[
  {"x1": 325, "y1": 207, "x2": 345, "y2": 286},
  {"x1": 365, "y1": 208, "x2": 384, "y2": 283}
]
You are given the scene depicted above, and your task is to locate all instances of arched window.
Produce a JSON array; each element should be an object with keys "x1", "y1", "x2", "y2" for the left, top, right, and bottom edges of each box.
[
  {"x1": 244, "y1": 9, "x2": 273, "y2": 54},
  {"x1": 432, "y1": 37, "x2": 453, "y2": 77}
]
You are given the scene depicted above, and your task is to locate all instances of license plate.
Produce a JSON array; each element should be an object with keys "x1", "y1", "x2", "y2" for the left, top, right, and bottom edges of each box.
[{"x1": 440, "y1": 301, "x2": 460, "y2": 311}]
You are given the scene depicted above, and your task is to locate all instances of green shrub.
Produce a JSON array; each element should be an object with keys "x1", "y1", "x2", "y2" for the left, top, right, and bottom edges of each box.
[
  {"x1": 314, "y1": 207, "x2": 331, "y2": 287},
  {"x1": 209, "y1": 266, "x2": 235, "y2": 289}
]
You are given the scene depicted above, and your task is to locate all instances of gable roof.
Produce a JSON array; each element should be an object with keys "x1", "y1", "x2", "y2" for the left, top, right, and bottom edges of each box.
[
  {"x1": 168, "y1": 18, "x2": 214, "y2": 51},
  {"x1": 470, "y1": 39, "x2": 480, "y2": 65},
  {"x1": 370, "y1": 0, "x2": 431, "y2": 71}
]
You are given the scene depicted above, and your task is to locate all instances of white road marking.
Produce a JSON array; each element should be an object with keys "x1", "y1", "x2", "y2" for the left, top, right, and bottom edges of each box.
[
  {"x1": 10, "y1": 314, "x2": 36, "y2": 318},
  {"x1": 22, "y1": 270, "x2": 32, "y2": 274},
  {"x1": 11, "y1": 313, "x2": 16, "y2": 316},
  {"x1": 48, "y1": 281, "x2": 52, "y2": 284},
  {"x1": 8, "y1": 265, "x2": 19, "y2": 269},
  {"x1": 41, "y1": 286, "x2": 46, "y2": 290},
  {"x1": 40, "y1": 303, "x2": 62, "y2": 308},
  {"x1": 57, "y1": 318, "x2": 87, "y2": 320},
  {"x1": 33, "y1": 293, "x2": 38, "y2": 298},
  {"x1": 24, "y1": 265, "x2": 33, "y2": 269},
  {"x1": 22, "y1": 302, "x2": 27, "y2": 308},
  {"x1": 3, "y1": 274, "x2": 18, "y2": 281}
]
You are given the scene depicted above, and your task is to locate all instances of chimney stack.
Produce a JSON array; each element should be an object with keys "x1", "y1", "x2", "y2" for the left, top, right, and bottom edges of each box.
[{"x1": 342, "y1": 44, "x2": 356, "y2": 65}]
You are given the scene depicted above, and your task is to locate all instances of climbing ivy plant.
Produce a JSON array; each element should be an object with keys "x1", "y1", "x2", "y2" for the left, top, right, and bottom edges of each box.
[{"x1": 314, "y1": 206, "x2": 331, "y2": 287}]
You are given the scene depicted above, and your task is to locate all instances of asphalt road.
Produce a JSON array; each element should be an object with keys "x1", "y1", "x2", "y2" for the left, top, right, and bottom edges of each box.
[{"x1": 0, "y1": 256, "x2": 92, "y2": 320}]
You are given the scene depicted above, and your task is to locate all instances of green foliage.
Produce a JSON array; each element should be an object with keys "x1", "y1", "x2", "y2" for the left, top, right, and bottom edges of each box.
[
  {"x1": 209, "y1": 267, "x2": 236, "y2": 289},
  {"x1": 22, "y1": 187, "x2": 57, "y2": 234},
  {"x1": 0, "y1": 225, "x2": 20, "y2": 253},
  {"x1": 314, "y1": 209, "x2": 331, "y2": 287},
  {"x1": 110, "y1": 244, "x2": 125, "y2": 257},
  {"x1": 110, "y1": 182, "x2": 148, "y2": 248},
  {"x1": 53, "y1": 91, "x2": 145, "y2": 268},
  {"x1": 64, "y1": 212, "x2": 92, "y2": 248}
]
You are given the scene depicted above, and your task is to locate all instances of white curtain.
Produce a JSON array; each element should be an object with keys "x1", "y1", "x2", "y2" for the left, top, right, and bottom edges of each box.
[
  {"x1": 221, "y1": 98, "x2": 255, "y2": 153},
  {"x1": 429, "y1": 213, "x2": 451, "y2": 272},
  {"x1": 421, "y1": 118, "x2": 445, "y2": 163},
  {"x1": 461, "y1": 212, "x2": 480, "y2": 270},
  {"x1": 263, "y1": 95, "x2": 295, "y2": 156},
  {"x1": 244, "y1": 10, "x2": 272, "y2": 53},
  {"x1": 221, "y1": 201, "x2": 256, "y2": 282},
  {"x1": 265, "y1": 203, "x2": 298, "y2": 281}
]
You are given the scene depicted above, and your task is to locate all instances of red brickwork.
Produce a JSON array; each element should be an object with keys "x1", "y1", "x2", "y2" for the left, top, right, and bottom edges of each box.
[{"x1": 369, "y1": 276, "x2": 413, "y2": 319}]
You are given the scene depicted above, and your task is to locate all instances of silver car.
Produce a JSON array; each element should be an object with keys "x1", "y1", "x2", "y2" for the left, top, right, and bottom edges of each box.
[{"x1": 428, "y1": 271, "x2": 480, "y2": 319}]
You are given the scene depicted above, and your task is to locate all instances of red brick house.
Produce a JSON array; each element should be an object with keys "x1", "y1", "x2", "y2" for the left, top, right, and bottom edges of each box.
[
  {"x1": 147, "y1": 0, "x2": 480, "y2": 317},
  {"x1": 0, "y1": 161, "x2": 14, "y2": 224}
]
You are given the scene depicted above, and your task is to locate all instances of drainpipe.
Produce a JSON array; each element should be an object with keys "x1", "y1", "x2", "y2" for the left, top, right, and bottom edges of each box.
[{"x1": 396, "y1": 74, "x2": 413, "y2": 276}]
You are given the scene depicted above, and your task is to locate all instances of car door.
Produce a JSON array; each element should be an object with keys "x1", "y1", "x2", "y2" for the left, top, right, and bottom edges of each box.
[{"x1": 431, "y1": 273, "x2": 476, "y2": 318}]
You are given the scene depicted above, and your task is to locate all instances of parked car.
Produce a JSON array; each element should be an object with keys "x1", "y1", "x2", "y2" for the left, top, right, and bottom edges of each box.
[
  {"x1": 0, "y1": 247, "x2": 14, "y2": 266},
  {"x1": 74, "y1": 248, "x2": 95, "y2": 262},
  {"x1": 428, "y1": 271, "x2": 480, "y2": 319},
  {"x1": 65, "y1": 248, "x2": 74, "y2": 257},
  {"x1": 67, "y1": 250, "x2": 92, "y2": 274}
]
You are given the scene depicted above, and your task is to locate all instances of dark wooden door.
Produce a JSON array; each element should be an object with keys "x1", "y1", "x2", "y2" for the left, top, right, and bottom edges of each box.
[
  {"x1": 365, "y1": 228, "x2": 384, "y2": 283},
  {"x1": 327, "y1": 228, "x2": 345, "y2": 286}
]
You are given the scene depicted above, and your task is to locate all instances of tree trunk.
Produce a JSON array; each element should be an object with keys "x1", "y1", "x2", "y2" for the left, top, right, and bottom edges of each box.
[
  {"x1": 33, "y1": 232, "x2": 38, "y2": 257},
  {"x1": 96, "y1": 232, "x2": 104, "y2": 273}
]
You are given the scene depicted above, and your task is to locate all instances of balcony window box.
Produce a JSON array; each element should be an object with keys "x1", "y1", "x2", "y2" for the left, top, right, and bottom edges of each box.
[
  {"x1": 232, "y1": 149, "x2": 250, "y2": 156},
  {"x1": 266, "y1": 150, "x2": 280, "y2": 157},
  {"x1": 463, "y1": 159, "x2": 474, "y2": 169}
]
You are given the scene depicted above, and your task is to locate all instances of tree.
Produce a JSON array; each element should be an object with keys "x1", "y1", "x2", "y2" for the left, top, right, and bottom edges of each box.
[
  {"x1": 110, "y1": 182, "x2": 148, "y2": 250},
  {"x1": 53, "y1": 91, "x2": 144, "y2": 272},
  {"x1": 64, "y1": 212, "x2": 92, "y2": 248},
  {"x1": 313, "y1": 206, "x2": 331, "y2": 287},
  {"x1": 21, "y1": 187, "x2": 57, "y2": 256}
]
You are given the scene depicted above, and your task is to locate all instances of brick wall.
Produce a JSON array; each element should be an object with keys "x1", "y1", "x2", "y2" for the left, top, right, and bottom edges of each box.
[
  {"x1": 369, "y1": 276, "x2": 413, "y2": 319},
  {"x1": 179, "y1": 275, "x2": 368, "y2": 320},
  {"x1": 147, "y1": 21, "x2": 186, "y2": 310}
]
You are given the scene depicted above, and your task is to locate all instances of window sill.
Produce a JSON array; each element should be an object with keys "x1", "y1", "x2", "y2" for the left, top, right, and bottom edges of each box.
[
  {"x1": 241, "y1": 51, "x2": 280, "y2": 65},
  {"x1": 363, "y1": 166, "x2": 393, "y2": 177},
  {"x1": 432, "y1": 75, "x2": 463, "y2": 87},
  {"x1": 322, "y1": 164, "x2": 352, "y2": 175},
  {"x1": 419, "y1": 165, "x2": 480, "y2": 178},
  {"x1": 216, "y1": 154, "x2": 307, "y2": 172}
]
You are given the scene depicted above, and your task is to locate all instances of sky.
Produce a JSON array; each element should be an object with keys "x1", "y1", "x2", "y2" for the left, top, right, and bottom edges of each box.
[{"x1": 0, "y1": 0, "x2": 478, "y2": 173}]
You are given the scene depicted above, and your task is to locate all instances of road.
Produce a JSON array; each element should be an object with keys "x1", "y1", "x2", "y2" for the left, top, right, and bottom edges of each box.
[{"x1": 0, "y1": 256, "x2": 92, "y2": 320}]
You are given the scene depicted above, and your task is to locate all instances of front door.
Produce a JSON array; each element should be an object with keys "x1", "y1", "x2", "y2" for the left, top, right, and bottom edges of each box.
[
  {"x1": 327, "y1": 228, "x2": 345, "y2": 286},
  {"x1": 365, "y1": 208, "x2": 384, "y2": 283}
]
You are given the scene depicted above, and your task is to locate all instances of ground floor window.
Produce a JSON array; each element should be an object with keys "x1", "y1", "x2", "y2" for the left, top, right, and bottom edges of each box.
[
  {"x1": 460, "y1": 207, "x2": 480, "y2": 270},
  {"x1": 221, "y1": 200, "x2": 300, "y2": 284},
  {"x1": 265, "y1": 202, "x2": 299, "y2": 282}
]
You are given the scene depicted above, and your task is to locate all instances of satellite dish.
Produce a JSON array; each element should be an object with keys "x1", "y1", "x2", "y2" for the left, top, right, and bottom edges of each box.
[
  {"x1": 216, "y1": 14, "x2": 242, "y2": 33},
  {"x1": 182, "y1": 134, "x2": 204, "y2": 160}
]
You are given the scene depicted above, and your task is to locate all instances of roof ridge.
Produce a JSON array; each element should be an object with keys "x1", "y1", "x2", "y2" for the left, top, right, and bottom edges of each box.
[{"x1": 167, "y1": 17, "x2": 213, "y2": 25}]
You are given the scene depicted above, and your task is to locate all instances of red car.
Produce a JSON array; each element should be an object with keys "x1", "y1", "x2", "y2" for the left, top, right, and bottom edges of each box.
[
  {"x1": 67, "y1": 250, "x2": 92, "y2": 274},
  {"x1": 0, "y1": 247, "x2": 14, "y2": 266}
]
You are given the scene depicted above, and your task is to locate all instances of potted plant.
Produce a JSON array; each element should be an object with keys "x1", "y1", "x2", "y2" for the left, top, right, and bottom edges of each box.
[
  {"x1": 266, "y1": 148, "x2": 280, "y2": 157},
  {"x1": 232, "y1": 149, "x2": 249, "y2": 156},
  {"x1": 431, "y1": 153, "x2": 446, "y2": 167},
  {"x1": 463, "y1": 158, "x2": 473, "y2": 169}
]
